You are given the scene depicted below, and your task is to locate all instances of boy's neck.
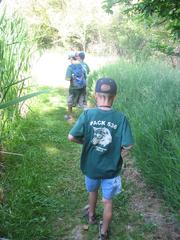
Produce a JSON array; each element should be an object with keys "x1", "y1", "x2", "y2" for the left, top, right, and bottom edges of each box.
[
  {"x1": 71, "y1": 60, "x2": 80, "y2": 64},
  {"x1": 95, "y1": 93, "x2": 115, "y2": 110},
  {"x1": 96, "y1": 100, "x2": 113, "y2": 110},
  {"x1": 97, "y1": 105, "x2": 112, "y2": 110}
]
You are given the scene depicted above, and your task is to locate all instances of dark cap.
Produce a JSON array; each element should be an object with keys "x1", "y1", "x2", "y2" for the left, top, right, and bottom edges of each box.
[
  {"x1": 79, "y1": 51, "x2": 85, "y2": 60},
  {"x1": 95, "y1": 78, "x2": 117, "y2": 95}
]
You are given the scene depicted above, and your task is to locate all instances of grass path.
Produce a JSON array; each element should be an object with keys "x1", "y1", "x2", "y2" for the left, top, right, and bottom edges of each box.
[{"x1": 0, "y1": 87, "x2": 178, "y2": 240}]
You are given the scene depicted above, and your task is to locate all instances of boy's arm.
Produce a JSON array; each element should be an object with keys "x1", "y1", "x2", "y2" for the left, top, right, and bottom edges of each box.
[
  {"x1": 68, "y1": 134, "x2": 84, "y2": 144},
  {"x1": 121, "y1": 115, "x2": 134, "y2": 159},
  {"x1": 65, "y1": 66, "x2": 71, "y2": 81},
  {"x1": 68, "y1": 112, "x2": 85, "y2": 144}
]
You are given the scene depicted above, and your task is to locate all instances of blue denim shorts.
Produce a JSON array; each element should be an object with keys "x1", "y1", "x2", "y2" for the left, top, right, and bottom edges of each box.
[{"x1": 85, "y1": 176, "x2": 122, "y2": 200}]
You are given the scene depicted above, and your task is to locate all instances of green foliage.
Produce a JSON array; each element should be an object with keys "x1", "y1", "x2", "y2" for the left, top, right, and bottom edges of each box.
[
  {"x1": 48, "y1": 0, "x2": 66, "y2": 10},
  {"x1": 57, "y1": 0, "x2": 111, "y2": 51},
  {"x1": 0, "y1": 9, "x2": 32, "y2": 130},
  {"x1": 6, "y1": 0, "x2": 113, "y2": 52},
  {"x1": 0, "y1": 90, "x2": 50, "y2": 110},
  {"x1": 89, "y1": 60, "x2": 180, "y2": 210},
  {"x1": 101, "y1": 1, "x2": 179, "y2": 58},
  {"x1": 0, "y1": 88, "x2": 72, "y2": 239},
  {"x1": 102, "y1": 0, "x2": 180, "y2": 38},
  {"x1": 34, "y1": 23, "x2": 59, "y2": 49},
  {"x1": 3, "y1": 0, "x2": 179, "y2": 56},
  {"x1": 108, "y1": 13, "x2": 153, "y2": 60},
  {"x1": 0, "y1": 9, "x2": 50, "y2": 143},
  {"x1": 132, "y1": 0, "x2": 180, "y2": 38}
]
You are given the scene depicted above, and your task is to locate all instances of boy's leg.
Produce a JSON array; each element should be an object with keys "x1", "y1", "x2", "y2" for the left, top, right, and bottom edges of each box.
[
  {"x1": 101, "y1": 199, "x2": 112, "y2": 235},
  {"x1": 82, "y1": 87, "x2": 87, "y2": 106},
  {"x1": 68, "y1": 105, "x2": 72, "y2": 114},
  {"x1": 100, "y1": 176, "x2": 122, "y2": 237},
  {"x1": 78, "y1": 88, "x2": 86, "y2": 108},
  {"x1": 88, "y1": 191, "x2": 98, "y2": 219},
  {"x1": 66, "y1": 89, "x2": 79, "y2": 119},
  {"x1": 67, "y1": 90, "x2": 74, "y2": 116},
  {"x1": 85, "y1": 176, "x2": 100, "y2": 223}
]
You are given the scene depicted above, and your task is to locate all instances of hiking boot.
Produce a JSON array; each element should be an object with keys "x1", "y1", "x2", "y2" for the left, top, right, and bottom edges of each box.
[
  {"x1": 83, "y1": 205, "x2": 97, "y2": 225},
  {"x1": 64, "y1": 114, "x2": 74, "y2": 122},
  {"x1": 98, "y1": 234, "x2": 108, "y2": 240},
  {"x1": 98, "y1": 221, "x2": 109, "y2": 240}
]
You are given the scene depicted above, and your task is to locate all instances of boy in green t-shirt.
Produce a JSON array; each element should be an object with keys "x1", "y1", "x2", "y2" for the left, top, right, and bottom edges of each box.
[
  {"x1": 65, "y1": 52, "x2": 86, "y2": 121},
  {"x1": 68, "y1": 78, "x2": 133, "y2": 239},
  {"x1": 76, "y1": 51, "x2": 90, "y2": 108},
  {"x1": 77, "y1": 51, "x2": 90, "y2": 75}
]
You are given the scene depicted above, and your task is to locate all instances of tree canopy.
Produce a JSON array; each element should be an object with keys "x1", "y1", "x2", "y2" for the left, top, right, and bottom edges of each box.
[
  {"x1": 102, "y1": 0, "x2": 180, "y2": 38},
  {"x1": 2, "y1": 0, "x2": 179, "y2": 60}
]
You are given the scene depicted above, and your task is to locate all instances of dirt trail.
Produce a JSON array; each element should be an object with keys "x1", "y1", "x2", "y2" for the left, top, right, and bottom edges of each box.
[
  {"x1": 65, "y1": 157, "x2": 179, "y2": 240},
  {"x1": 124, "y1": 157, "x2": 179, "y2": 240},
  {"x1": 54, "y1": 154, "x2": 179, "y2": 240}
]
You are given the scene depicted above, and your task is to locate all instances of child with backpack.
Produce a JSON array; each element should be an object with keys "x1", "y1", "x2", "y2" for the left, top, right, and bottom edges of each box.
[
  {"x1": 77, "y1": 51, "x2": 90, "y2": 76},
  {"x1": 68, "y1": 78, "x2": 134, "y2": 239},
  {"x1": 76, "y1": 51, "x2": 90, "y2": 108},
  {"x1": 65, "y1": 52, "x2": 87, "y2": 121}
]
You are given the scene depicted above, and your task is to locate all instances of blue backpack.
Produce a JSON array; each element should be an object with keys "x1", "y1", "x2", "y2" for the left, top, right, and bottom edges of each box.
[{"x1": 70, "y1": 64, "x2": 86, "y2": 89}]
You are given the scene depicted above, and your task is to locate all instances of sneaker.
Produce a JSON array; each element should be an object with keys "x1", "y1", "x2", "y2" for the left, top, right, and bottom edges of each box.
[
  {"x1": 77, "y1": 104, "x2": 89, "y2": 110},
  {"x1": 83, "y1": 205, "x2": 97, "y2": 225},
  {"x1": 77, "y1": 104, "x2": 82, "y2": 109},
  {"x1": 64, "y1": 114, "x2": 73, "y2": 121},
  {"x1": 98, "y1": 221, "x2": 109, "y2": 240},
  {"x1": 83, "y1": 105, "x2": 89, "y2": 111},
  {"x1": 98, "y1": 234, "x2": 108, "y2": 240}
]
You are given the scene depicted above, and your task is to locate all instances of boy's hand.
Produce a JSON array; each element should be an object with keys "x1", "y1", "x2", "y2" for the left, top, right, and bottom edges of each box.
[
  {"x1": 121, "y1": 145, "x2": 133, "y2": 159},
  {"x1": 121, "y1": 148, "x2": 129, "y2": 158},
  {"x1": 68, "y1": 134, "x2": 84, "y2": 144}
]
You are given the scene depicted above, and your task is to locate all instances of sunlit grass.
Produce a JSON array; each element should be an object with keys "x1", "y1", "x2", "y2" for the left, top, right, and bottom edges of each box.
[{"x1": 43, "y1": 145, "x2": 61, "y2": 155}]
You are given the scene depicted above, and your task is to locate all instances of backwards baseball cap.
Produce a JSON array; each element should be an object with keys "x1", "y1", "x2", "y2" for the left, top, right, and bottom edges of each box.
[
  {"x1": 95, "y1": 78, "x2": 117, "y2": 95},
  {"x1": 68, "y1": 51, "x2": 76, "y2": 60}
]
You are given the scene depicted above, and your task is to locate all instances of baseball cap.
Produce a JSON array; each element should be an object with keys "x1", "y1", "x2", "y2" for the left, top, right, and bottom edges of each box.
[
  {"x1": 95, "y1": 78, "x2": 117, "y2": 95},
  {"x1": 68, "y1": 51, "x2": 76, "y2": 59},
  {"x1": 78, "y1": 51, "x2": 85, "y2": 60}
]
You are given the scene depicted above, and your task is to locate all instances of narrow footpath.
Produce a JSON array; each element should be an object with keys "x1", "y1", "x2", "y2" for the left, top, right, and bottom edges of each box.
[{"x1": 1, "y1": 86, "x2": 178, "y2": 240}]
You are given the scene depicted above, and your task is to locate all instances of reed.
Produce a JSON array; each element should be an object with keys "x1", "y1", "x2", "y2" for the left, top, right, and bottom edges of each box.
[{"x1": 0, "y1": 9, "x2": 31, "y2": 133}]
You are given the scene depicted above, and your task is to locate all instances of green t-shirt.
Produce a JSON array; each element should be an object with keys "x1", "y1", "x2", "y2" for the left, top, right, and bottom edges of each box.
[{"x1": 69, "y1": 108, "x2": 134, "y2": 179}]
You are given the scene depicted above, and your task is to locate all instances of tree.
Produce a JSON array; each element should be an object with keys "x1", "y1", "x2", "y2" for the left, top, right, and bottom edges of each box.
[
  {"x1": 4, "y1": 0, "x2": 112, "y2": 52},
  {"x1": 57, "y1": 0, "x2": 112, "y2": 51},
  {"x1": 102, "y1": 0, "x2": 180, "y2": 38},
  {"x1": 3, "y1": 0, "x2": 66, "y2": 49}
]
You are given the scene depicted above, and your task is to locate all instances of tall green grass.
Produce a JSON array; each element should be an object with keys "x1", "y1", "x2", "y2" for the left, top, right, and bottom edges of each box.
[
  {"x1": 0, "y1": 9, "x2": 31, "y2": 135},
  {"x1": 89, "y1": 60, "x2": 180, "y2": 210}
]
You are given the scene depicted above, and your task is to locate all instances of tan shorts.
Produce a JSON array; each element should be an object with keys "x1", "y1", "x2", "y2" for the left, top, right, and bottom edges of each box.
[{"x1": 68, "y1": 88, "x2": 86, "y2": 107}]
